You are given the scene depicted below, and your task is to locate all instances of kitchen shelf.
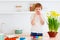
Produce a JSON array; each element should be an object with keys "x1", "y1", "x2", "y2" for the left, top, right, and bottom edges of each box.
[
  {"x1": 0, "y1": 11, "x2": 35, "y2": 15},
  {"x1": 0, "y1": 0, "x2": 42, "y2": 2},
  {"x1": 0, "y1": 0, "x2": 59, "y2": 2}
]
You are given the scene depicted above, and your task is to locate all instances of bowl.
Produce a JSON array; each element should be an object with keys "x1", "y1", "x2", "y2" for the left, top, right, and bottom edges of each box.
[{"x1": 15, "y1": 30, "x2": 22, "y2": 34}]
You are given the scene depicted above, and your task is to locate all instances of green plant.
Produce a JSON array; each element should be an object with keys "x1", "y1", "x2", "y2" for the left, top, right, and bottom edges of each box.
[{"x1": 47, "y1": 11, "x2": 60, "y2": 32}]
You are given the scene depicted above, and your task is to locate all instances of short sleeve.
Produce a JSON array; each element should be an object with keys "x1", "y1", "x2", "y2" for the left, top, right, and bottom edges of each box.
[{"x1": 30, "y1": 13, "x2": 35, "y2": 20}]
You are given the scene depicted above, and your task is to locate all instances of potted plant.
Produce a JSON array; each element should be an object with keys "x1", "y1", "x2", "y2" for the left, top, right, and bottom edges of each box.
[{"x1": 47, "y1": 11, "x2": 60, "y2": 38}]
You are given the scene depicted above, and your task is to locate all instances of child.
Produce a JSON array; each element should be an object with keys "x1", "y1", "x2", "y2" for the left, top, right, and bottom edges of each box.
[{"x1": 31, "y1": 3, "x2": 44, "y2": 40}]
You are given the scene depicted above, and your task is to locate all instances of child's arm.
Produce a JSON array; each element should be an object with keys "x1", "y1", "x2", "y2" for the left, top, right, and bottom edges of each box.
[
  {"x1": 31, "y1": 14, "x2": 36, "y2": 26},
  {"x1": 39, "y1": 15, "x2": 44, "y2": 25}
]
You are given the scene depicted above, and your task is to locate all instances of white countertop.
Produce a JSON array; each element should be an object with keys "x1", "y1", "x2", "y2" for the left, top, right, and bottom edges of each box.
[{"x1": 4, "y1": 33, "x2": 60, "y2": 40}]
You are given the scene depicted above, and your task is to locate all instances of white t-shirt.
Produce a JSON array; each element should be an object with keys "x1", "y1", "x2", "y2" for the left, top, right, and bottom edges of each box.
[{"x1": 31, "y1": 13, "x2": 44, "y2": 33}]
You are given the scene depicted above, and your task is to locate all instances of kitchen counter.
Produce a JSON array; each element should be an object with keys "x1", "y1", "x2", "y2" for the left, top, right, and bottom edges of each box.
[
  {"x1": 5, "y1": 33, "x2": 60, "y2": 40},
  {"x1": 17, "y1": 33, "x2": 60, "y2": 40}
]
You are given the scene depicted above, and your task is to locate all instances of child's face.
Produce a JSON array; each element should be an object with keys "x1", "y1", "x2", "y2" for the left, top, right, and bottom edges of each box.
[{"x1": 35, "y1": 7, "x2": 42, "y2": 15}]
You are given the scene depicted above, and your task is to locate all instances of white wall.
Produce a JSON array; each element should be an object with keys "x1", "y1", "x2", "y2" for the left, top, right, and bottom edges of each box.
[
  {"x1": 0, "y1": 1, "x2": 60, "y2": 34},
  {"x1": 0, "y1": 13, "x2": 31, "y2": 34}
]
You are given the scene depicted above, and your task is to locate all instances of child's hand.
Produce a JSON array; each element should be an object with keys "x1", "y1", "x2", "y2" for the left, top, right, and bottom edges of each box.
[
  {"x1": 31, "y1": 20, "x2": 35, "y2": 26},
  {"x1": 36, "y1": 11, "x2": 41, "y2": 15},
  {"x1": 37, "y1": 13, "x2": 40, "y2": 15}
]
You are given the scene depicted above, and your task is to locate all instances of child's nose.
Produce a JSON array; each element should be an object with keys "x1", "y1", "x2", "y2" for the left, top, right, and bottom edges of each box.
[{"x1": 37, "y1": 11, "x2": 40, "y2": 13}]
